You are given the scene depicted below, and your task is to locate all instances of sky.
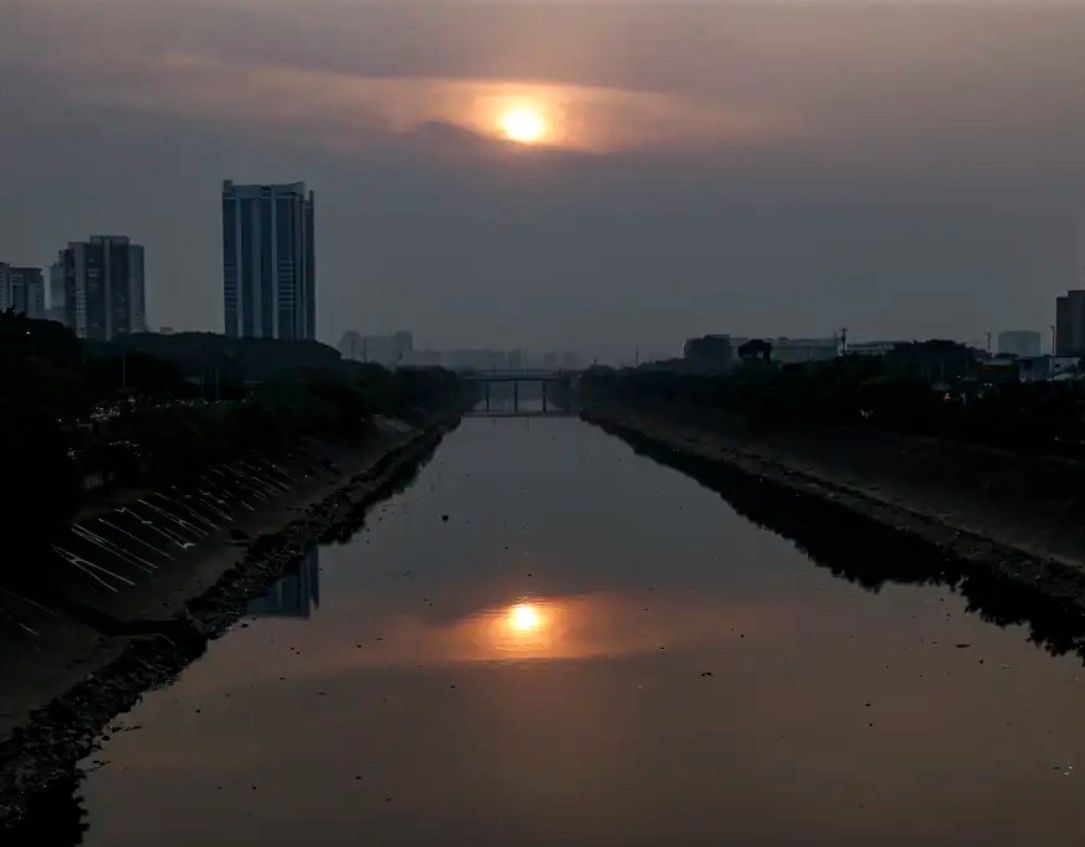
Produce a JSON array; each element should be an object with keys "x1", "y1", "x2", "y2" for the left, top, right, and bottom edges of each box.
[{"x1": 1, "y1": 0, "x2": 1084, "y2": 361}]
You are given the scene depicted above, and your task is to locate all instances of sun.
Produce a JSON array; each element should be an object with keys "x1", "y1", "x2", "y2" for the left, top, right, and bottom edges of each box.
[
  {"x1": 500, "y1": 108, "x2": 547, "y2": 144},
  {"x1": 508, "y1": 603, "x2": 542, "y2": 632}
]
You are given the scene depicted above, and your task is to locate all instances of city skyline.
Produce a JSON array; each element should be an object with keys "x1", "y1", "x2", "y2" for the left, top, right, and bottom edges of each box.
[{"x1": 1, "y1": 1, "x2": 1083, "y2": 361}]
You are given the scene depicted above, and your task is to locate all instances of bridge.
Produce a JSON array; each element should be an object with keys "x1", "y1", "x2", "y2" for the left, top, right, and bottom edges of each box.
[{"x1": 460, "y1": 370, "x2": 579, "y2": 416}]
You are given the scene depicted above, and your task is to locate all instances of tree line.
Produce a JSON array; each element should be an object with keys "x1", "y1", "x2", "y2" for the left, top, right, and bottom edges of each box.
[
  {"x1": 0, "y1": 311, "x2": 463, "y2": 553},
  {"x1": 582, "y1": 344, "x2": 1085, "y2": 458}
]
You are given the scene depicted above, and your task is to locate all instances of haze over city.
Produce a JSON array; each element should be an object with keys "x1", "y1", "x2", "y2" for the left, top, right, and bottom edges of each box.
[
  {"x1": 11, "y1": 3, "x2": 1085, "y2": 844},
  {"x1": 2, "y1": 0, "x2": 1084, "y2": 361}
]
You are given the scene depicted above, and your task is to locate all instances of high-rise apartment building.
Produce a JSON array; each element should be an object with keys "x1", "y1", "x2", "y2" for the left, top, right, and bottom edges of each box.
[
  {"x1": 0, "y1": 264, "x2": 46, "y2": 319},
  {"x1": 1056, "y1": 291, "x2": 1085, "y2": 358},
  {"x1": 54, "y1": 236, "x2": 145, "y2": 339},
  {"x1": 222, "y1": 181, "x2": 315, "y2": 340}
]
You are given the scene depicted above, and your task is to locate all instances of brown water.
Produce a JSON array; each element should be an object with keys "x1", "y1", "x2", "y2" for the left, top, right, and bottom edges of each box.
[{"x1": 70, "y1": 417, "x2": 1085, "y2": 845}]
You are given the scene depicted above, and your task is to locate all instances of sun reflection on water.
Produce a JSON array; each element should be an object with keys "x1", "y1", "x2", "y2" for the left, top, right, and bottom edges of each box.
[{"x1": 483, "y1": 599, "x2": 564, "y2": 656}]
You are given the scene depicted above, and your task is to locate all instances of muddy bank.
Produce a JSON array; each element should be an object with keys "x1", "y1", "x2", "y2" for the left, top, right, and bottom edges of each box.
[
  {"x1": 0, "y1": 411, "x2": 459, "y2": 828},
  {"x1": 583, "y1": 404, "x2": 1085, "y2": 621}
]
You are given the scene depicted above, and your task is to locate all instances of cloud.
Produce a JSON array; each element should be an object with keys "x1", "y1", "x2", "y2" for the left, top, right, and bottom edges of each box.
[
  {"x1": 18, "y1": 39, "x2": 800, "y2": 157},
  {"x1": 2, "y1": 1, "x2": 1084, "y2": 355}
]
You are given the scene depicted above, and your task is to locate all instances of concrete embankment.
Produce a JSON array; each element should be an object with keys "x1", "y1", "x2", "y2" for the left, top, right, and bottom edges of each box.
[
  {"x1": 582, "y1": 402, "x2": 1085, "y2": 615},
  {"x1": 0, "y1": 409, "x2": 461, "y2": 827}
]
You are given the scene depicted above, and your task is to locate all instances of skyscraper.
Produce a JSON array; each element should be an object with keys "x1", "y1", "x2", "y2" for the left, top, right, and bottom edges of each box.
[
  {"x1": 1056, "y1": 291, "x2": 1085, "y2": 358},
  {"x1": 55, "y1": 236, "x2": 146, "y2": 339},
  {"x1": 0, "y1": 264, "x2": 45, "y2": 319},
  {"x1": 222, "y1": 180, "x2": 315, "y2": 340}
]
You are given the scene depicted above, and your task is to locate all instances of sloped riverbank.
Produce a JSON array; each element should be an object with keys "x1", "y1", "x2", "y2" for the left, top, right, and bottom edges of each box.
[
  {"x1": 0, "y1": 410, "x2": 460, "y2": 829},
  {"x1": 581, "y1": 404, "x2": 1085, "y2": 620}
]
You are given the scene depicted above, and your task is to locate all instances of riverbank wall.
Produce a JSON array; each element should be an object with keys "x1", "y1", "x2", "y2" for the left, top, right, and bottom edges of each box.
[
  {"x1": 0, "y1": 407, "x2": 462, "y2": 827},
  {"x1": 581, "y1": 401, "x2": 1085, "y2": 614}
]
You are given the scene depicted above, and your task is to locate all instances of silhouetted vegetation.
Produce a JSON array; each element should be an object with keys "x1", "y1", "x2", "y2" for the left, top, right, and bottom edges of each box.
[
  {"x1": 583, "y1": 341, "x2": 1085, "y2": 457},
  {"x1": 0, "y1": 313, "x2": 464, "y2": 557}
]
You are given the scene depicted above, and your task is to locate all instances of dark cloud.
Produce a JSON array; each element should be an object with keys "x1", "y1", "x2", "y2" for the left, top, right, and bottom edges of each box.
[{"x1": 1, "y1": 1, "x2": 1082, "y2": 359}]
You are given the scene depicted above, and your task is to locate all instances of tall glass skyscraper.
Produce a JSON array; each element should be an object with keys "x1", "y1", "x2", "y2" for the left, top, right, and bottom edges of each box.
[{"x1": 222, "y1": 181, "x2": 315, "y2": 340}]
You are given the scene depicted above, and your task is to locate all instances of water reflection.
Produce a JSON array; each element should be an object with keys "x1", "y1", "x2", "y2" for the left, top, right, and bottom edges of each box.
[
  {"x1": 23, "y1": 417, "x2": 1085, "y2": 845},
  {"x1": 246, "y1": 549, "x2": 320, "y2": 619},
  {"x1": 599, "y1": 420, "x2": 1085, "y2": 666}
]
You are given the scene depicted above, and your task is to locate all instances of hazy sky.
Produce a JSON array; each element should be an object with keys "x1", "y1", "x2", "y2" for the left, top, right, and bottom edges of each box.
[{"x1": 2, "y1": 0, "x2": 1084, "y2": 360}]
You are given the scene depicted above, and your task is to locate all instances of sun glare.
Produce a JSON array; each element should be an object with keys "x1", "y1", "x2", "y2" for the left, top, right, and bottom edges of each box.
[
  {"x1": 500, "y1": 108, "x2": 547, "y2": 144},
  {"x1": 508, "y1": 603, "x2": 542, "y2": 632}
]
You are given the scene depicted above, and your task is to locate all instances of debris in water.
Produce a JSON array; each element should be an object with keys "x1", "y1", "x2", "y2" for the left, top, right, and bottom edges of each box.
[{"x1": 955, "y1": 643, "x2": 970, "y2": 649}]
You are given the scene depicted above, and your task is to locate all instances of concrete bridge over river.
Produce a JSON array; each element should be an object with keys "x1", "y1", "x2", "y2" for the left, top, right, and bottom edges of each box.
[{"x1": 460, "y1": 370, "x2": 580, "y2": 416}]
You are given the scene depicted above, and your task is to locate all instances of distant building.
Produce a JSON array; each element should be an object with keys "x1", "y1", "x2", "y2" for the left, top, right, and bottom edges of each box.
[
  {"x1": 340, "y1": 330, "x2": 414, "y2": 366},
  {"x1": 848, "y1": 340, "x2": 902, "y2": 357},
  {"x1": 1020, "y1": 356, "x2": 1054, "y2": 382},
  {"x1": 222, "y1": 180, "x2": 315, "y2": 340},
  {"x1": 768, "y1": 337, "x2": 839, "y2": 365},
  {"x1": 998, "y1": 330, "x2": 1042, "y2": 358},
  {"x1": 55, "y1": 236, "x2": 146, "y2": 340},
  {"x1": 0, "y1": 264, "x2": 46, "y2": 319},
  {"x1": 1056, "y1": 291, "x2": 1085, "y2": 358},
  {"x1": 684, "y1": 334, "x2": 734, "y2": 371},
  {"x1": 976, "y1": 357, "x2": 1023, "y2": 384},
  {"x1": 507, "y1": 349, "x2": 523, "y2": 371},
  {"x1": 561, "y1": 351, "x2": 581, "y2": 370}
]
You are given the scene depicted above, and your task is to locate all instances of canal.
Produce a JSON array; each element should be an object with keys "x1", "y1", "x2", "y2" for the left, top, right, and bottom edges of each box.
[{"x1": 64, "y1": 417, "x2": 1085, "y2": 844}]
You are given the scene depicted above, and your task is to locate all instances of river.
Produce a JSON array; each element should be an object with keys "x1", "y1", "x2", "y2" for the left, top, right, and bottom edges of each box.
[{"x1": 55, "y1": 415, "x2": 1085, "y2": 844}]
